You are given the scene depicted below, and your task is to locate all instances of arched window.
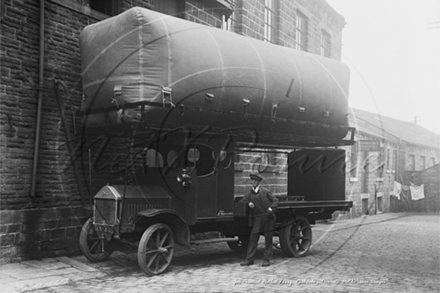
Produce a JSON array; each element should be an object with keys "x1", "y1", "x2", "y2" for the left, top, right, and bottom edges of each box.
[{"x1": 144, "y1": 148, "x2": 164, "y2": 168}]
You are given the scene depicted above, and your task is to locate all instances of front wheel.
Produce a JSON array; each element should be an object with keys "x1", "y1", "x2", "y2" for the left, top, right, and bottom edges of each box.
[
  {"x1": 137, "y1": 223, "x2": 175, "y2": 276},
  {"x1": 279, "y1": 215, "x2": 312, "y2": 257},
  {"x1": 79, "y1": 218, "x2": 114, "y2": 262}
]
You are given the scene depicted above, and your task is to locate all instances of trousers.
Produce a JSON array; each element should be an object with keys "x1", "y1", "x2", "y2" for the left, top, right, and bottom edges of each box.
[{"x1": 245, "y1": 215, "x2": 276, "y2": 261}]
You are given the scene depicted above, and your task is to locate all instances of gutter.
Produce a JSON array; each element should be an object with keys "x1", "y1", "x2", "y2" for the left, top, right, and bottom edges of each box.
[{"x1": 30, "y1": 0, "x2": 45, "y2": 197}]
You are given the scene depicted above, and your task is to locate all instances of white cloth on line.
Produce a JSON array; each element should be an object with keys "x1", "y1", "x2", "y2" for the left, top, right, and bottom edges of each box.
[
  {"x1": 410, "y1": 184, "x2": 425, "y2": 201},
  {"x1": 393, "y1": 181, "x2": 402, "y2": 200}
]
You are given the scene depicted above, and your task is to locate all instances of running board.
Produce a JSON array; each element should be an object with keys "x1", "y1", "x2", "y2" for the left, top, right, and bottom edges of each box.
[{"x1": 190, "y1": 237, "x2": 237, "y2": 245}]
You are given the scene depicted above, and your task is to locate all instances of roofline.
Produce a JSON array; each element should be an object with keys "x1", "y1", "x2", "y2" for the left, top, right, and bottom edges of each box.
[{"x1": 351, "y1": 109, "x2": 440, "y2": 150}]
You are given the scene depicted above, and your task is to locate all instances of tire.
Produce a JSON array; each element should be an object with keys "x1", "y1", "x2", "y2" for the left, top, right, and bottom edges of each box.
[
  {"x1": 226, "y1": 235, "x2": 250, "y2": 253},
  {"x1": 279, "y1": 215, "x2": 312, "y2": 257},
  {"x1": 137, "y1": 223, "x2": 175, "y2": 276},
  {"x1": 79, "y1": 218, "x2": 114, "y2": 262}
]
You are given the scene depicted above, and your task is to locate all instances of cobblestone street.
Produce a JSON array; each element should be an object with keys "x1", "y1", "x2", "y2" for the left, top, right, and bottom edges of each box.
[{"x1": 2, "y1": 213, "x2": 439, "y2": 293}]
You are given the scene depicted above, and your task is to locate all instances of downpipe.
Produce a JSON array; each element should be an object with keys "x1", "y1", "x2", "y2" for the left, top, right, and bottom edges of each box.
[{"x1": 30, "y1": 0, "x2": 45, "y2": 198}]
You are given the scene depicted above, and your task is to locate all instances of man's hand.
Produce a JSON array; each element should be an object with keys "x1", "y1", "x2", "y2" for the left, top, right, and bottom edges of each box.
[
  {"x1": 268, "y1": 207, "x2": 272, "y2": 212},
  {"x1": 249, "y1": 202, "x2": 255, "y2": 208}
]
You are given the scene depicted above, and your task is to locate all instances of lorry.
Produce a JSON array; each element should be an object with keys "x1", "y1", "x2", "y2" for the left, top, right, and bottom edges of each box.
[{"x1": 77, "y1": 7, "x2": 354, "y2": 276}]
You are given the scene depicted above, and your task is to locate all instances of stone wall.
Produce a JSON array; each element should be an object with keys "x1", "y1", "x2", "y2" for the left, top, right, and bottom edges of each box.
[
  {"x1": 402, "y1": 164, "x2": 440, "y2": 213},
  {"x1": 234, "y1": 151, "x2": 288, "y2": 197},
  {"x1": 0, "y1": 206, "x2": 86, "y2": 262},
  {"x1": 236, "y1": 0, "x2": 344, "y2": 59}
]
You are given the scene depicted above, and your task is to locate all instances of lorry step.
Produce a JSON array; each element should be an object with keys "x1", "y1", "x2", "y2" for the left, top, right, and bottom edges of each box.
[{"x1": 190, "y1": 237, "x2": 238, "y2": 245}]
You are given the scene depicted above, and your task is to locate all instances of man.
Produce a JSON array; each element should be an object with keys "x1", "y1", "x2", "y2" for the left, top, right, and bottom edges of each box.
[{"x1": 240, "y1": 173, "x2": 278, "y2": 267}]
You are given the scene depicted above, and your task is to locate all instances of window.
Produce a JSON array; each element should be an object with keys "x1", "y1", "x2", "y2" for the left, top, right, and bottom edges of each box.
[
  {"x1": 144, "y1": 148, "x2": 164, "y2": 168},
  {"x1": 187, "y1": 147, "x2": 201, "y2": 163},
  {"x1": 408, "y1": 154, "x2": 415, "y2": 171},
  {"x1": 386, "y1": 148, "x2": 390, "y2": 170},
  {"x1": 362, "y1": 198, "x2": 369, "y2": 215},
  {"x1": 320, "y1": 30, "x2": 331, "y2": 57},
  {"x1": 350, "y1": 143, "x2": 358, "y2": 178},
  {"x1": 150, "y1": 0, "x2": 182, "y2": 17},
  {"x1": 89, "y1": 0, "x2": 120, "y2": 16},
  {"x1": 377, "y1": 196, "x2": 383, "y2": 212},
  {"x1": 430, "y1": 157, "x2": 436, "y2": 167},
  {"x1": 419, "y1": 156, "x2": 426, "y2": 170},
  {"x1": 376, "y1": 151, "x2": 384, "y2": 178},
  {"x1": 264, "y1": 0, "x2": 275, "y2": 43},
  {"x1": 0, "y1": 0, "x2": 4, "y2": 19},
  {"x1": 295, "y1": 11, "x2": 307, "y2": 51}
]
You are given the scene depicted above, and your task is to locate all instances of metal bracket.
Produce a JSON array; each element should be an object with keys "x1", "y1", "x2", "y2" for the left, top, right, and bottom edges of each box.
[
  {"x1": 162, "y1": 86, "x2": 175, "y2": 108},
  {"x1": 113, "y1": 85, "x2": 122, "y2": 108},
  {"x1": 271, "y1": 103, "x2": 278, "y2": 122},
  {"x1": 205, "y1": 93, "x2": 214, "y2": 102}
]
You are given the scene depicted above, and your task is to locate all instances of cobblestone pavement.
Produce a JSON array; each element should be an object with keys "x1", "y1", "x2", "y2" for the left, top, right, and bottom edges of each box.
[{"x1": 2, "y1": 213, "x2": 439, "y2": 293}]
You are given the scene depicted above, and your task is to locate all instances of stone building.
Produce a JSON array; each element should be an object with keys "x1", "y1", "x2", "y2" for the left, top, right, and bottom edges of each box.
[
  {"x1": 343, "y1": 108, "x2": 440, "y2": 217},
  {"x1": 0, "y1": 0, "x2": 346, "y2": 261}
]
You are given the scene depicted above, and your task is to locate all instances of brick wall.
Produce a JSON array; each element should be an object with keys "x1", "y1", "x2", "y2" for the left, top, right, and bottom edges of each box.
[
  {"x1": 234, "y1": 151, "x2": 288, "y2": 197},
  {"x1": 0, "y1": 207, "x2": 86, "y2": 263},
  {"x1": 184, "y1": 0, "x2": 225, "y2": 27}
]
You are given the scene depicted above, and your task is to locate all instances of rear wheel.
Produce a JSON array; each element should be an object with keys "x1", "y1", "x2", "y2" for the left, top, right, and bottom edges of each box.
[
  {"x1": 79, "y1": 218, "x2": 114, "y2": 262},
  {"x1": 226, "y1": 235, "x2": 250, "y2": 252},
  {"x1": 279, "y1": 215, "x2": 312, "y2": 257},
  {"x1": 137, "y1": 223, "x2": 175, "y2": 276}
]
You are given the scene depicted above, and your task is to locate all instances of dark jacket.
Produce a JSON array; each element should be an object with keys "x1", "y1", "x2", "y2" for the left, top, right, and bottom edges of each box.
[{"x1": 240, "y1": 187, "x2": 278, "y2": 225}]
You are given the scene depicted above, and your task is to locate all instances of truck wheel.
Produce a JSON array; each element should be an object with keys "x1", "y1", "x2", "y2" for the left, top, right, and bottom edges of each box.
[
  {"x1": 279, "y1": 215, "x2": 312, "y2": 257},
  {"x1": 79, "y1": 218, "x2": 114, "y2": 262},
  {"x1": 138, "y1": 223, "x2": 175, "y2": 276},
  {"x1": 226, "y1": 235, "x2": 250, "y2": 252}
]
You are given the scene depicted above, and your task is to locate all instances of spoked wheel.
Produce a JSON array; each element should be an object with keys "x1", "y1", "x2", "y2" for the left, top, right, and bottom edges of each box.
[
  {"x1": 137, "y1": 223, "x2": 175, "y2": 276},
  {"x1": 79, "y1": 218, "x2": 114, "y2": 262},
  {"x1": 226, "y1": 235, "x2": 250, "y2": 253},
  {"x1": 279, "y1": 215, "x2": 312, "y2": 257}
]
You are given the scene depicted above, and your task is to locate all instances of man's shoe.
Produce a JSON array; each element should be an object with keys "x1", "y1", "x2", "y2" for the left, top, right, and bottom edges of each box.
[
  {"x1": 262, "y1": 260, "x2": 270, "y2": 267},
  {"x1": 240, "y1": 260, "x2": 254, "y2": 266}
]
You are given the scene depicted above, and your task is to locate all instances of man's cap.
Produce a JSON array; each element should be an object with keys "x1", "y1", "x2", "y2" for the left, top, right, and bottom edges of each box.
[{"x1": 250, "y1": 173, "x2": 263, "y2": 181}]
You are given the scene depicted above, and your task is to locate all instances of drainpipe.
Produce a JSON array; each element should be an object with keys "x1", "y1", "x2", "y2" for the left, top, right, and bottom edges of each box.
[{"x1": 30, "y1": 0, "x2": 45, "y2": 197}]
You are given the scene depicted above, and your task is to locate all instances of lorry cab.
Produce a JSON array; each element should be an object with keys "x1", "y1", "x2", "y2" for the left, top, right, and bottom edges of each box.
[{"x1": 131, "y1": 135, "x2": 236, "y2": 225}]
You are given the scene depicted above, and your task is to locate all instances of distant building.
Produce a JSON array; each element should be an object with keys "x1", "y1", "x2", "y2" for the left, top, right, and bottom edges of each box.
[
  {"x1": 0, "y1": 0, "x2": 346, "y2": 262},
  {"x1": 343, "y1": 108, "x2": 440, "y2": 217}
]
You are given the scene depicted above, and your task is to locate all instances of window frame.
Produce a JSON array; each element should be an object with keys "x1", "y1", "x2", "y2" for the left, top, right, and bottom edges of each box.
[
  {"x1": 320, "y1": 29, "x2": 331, "y2": 57},
  {"x1": 408, "y1": 154, "x2": 415, "y2": 171},
  {"x1": 295, "y1": 10, "x2": 308, "y2": 51},
  {"x1": 264, "y1": 0, "x2": 275, "y2": 43},
  {"x1": 350, "y1": 143, "x2": 358, "y2": 178},
  {"x1": 419, "y1": 156, "x2": 426, "y2": 170},
  {"x1": 376, "y1": 150, "x2": 385, "y2": 179},
  {"x1": 89, "y1": 0, "x2": 120, "y2": 17},
  {"x1": 430, "y1": 157, "x2": 436, "y2": 167}
]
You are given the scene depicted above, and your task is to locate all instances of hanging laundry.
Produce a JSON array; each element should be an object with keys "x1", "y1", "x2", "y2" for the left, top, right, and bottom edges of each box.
[
  {"x1": 393, "y1": 181, "x2": 402, "y2": 200},
  {"x1": 410, "y1": 184, "x2": 425, "y2": 201}
]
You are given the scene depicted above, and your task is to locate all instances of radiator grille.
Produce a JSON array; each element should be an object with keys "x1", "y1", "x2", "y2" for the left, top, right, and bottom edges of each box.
[
  {"x1": 94, "y1": 199, "x2": 118, "y2": 226},
  {"x1": 123, "y1": 202, "x2": 164, "y2": 223}
]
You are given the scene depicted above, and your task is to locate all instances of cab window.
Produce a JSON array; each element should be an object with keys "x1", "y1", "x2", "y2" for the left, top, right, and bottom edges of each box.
[
  {"x1": 144, "y1": 148, "x2": 164, "y2": 168},
  {"x1": 186, "y1": 145, "x2": 216, "y2": 177}
]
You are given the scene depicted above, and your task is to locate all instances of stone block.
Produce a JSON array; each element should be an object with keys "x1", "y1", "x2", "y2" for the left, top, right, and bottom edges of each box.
[{"x1": 0, "y1": 234, "x2": 16, "y2": 247}]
